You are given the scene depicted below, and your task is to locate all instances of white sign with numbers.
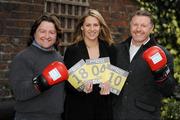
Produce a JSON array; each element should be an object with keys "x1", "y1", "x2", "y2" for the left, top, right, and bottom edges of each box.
[
  {"x1": 68, "y1": 59, "x2": 87, "y2": 91},
  {"x1": 67, "y1": 58, "x2": 129, "y2": 95},
  {"x1": 107, "y1": 64, "x2": 129, "y2": 95},
  {"x1": 85, "y1": 57, "x2": 110, "y2": 84}
]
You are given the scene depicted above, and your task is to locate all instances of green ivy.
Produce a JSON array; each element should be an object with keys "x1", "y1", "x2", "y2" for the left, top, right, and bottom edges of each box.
[
  {"x1": 137, "y1": 0, "x2": 180, "y2": 120},
  {"x1": 161, "y1": 98, "x2": 180, "y2": 120}
]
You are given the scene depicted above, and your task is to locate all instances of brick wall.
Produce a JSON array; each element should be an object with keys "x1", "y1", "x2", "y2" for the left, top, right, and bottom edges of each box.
[
  {"x1": 0, "y1": 0, "x2": 138, "y2": 98},
  {"x1": 0, "y1": 0, "x2": 44, "y2": 97},
  {"x1": 89, "y1": 0, "x2": 138, "y2": 42}
]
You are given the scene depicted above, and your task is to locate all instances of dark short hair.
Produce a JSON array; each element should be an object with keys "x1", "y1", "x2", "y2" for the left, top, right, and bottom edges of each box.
[
  {"x1": 27, "y1": 13, "x2": 62, "y2": 50},
  {"x1": 131, "y1": 10, "x2": 154, "y2": 26}
]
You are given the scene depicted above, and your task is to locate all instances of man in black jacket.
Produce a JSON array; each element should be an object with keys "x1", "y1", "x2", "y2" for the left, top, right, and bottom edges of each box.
[{"x1": 113, "y1": 10, "x2": 176, "y2": 120}]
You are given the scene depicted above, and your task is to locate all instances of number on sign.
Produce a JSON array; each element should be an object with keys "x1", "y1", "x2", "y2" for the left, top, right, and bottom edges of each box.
[
  {"x1": 79, "y1": 68, "x2": 88, "y2": 79},
  {"x1": 108, "y1": 72, "x2": 122, "y2": 85}
]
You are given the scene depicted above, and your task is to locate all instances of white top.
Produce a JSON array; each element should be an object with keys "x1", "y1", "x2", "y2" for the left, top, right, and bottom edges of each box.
[{"x1": 129, "y1": 38, "x2": 150, "y2": 62}]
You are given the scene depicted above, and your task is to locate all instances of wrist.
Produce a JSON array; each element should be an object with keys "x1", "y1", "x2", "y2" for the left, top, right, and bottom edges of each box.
[
  {"x1": 152, "y1": 65, "x2": 170, "y2": 83},
  {"x1": 33, "y1": 75, "x2": 51, "y2": 92}
]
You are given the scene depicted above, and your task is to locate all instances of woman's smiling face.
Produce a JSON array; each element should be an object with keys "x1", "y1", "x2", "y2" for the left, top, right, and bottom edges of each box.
[
  {"x1": 34, "y1": 21, "x2": 57, "y2": 49},
  {"x1": 81, "y1": 16, "x2": 100, "y2": 42}
]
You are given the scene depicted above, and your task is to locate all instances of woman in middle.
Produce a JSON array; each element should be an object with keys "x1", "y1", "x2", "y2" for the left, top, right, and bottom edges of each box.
[{"x1": 63, "y1": 9, "x2": 116, "y2": 120}]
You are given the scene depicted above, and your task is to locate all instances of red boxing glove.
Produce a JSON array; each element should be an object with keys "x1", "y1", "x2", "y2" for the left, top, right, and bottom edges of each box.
[
  {"x1": 143, "y1": 46, "x2": 170, "y2": 82},
  {"x1": 33, "y1": 61, "x2": 69, "y2": 92}
]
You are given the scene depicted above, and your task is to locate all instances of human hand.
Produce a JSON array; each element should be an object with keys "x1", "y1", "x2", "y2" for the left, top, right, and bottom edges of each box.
[
  {"x1": 33, "y1": 61, "x2": 68, "y2": 92},
  {"x1": 143, "y1": 46, "x2": 170, "y2": 82},
  {"x1": 100, "y1": 81, "x2": 110, "y2": 95},
  {"x1": 83, "y1": 81, "x2": 93, "y2": 94}
]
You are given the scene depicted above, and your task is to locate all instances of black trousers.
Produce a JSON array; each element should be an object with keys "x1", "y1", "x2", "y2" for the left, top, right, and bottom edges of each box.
[{"x1": 15, "y1": 112, "x2": 62, "y2": 120}]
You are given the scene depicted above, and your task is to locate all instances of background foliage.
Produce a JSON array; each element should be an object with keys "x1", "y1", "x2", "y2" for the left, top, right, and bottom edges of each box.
[{"x1": 137, "y1": 0, "x2": 180, "y2": 119}]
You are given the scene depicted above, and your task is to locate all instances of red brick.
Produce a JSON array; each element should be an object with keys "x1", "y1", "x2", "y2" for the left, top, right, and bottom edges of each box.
[{"x1": 112, "y1": 21, "x2": 129, "y2": 27}]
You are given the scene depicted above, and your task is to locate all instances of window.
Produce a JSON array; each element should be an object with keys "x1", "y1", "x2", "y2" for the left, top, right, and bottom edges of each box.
[{"x1": 44, "y1": 0, "x2": 89, "y2": 54}]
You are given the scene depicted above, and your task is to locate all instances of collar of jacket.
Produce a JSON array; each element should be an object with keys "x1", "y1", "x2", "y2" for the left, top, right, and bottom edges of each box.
[
  {"x1": 76, "y1": 39, "x2": 109, "y2": 59},
  {"x1": 124, "y1": 36, "x2": 158, "y2": 50}
]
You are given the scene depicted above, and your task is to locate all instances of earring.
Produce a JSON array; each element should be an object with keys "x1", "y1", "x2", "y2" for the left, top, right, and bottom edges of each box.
[{"x1": 81, "y1": 27, "x2": 83, "y2": 30}]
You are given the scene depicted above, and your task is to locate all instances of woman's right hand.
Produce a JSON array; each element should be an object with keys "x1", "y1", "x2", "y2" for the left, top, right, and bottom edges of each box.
[{"x1": 83, "y1": 81, "x2": 93, "y2": 94}]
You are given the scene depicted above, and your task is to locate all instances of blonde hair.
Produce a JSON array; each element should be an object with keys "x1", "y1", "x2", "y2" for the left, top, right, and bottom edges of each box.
[{"x1": 72, "y1": 9, "x2": 114, "y2": 45}]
